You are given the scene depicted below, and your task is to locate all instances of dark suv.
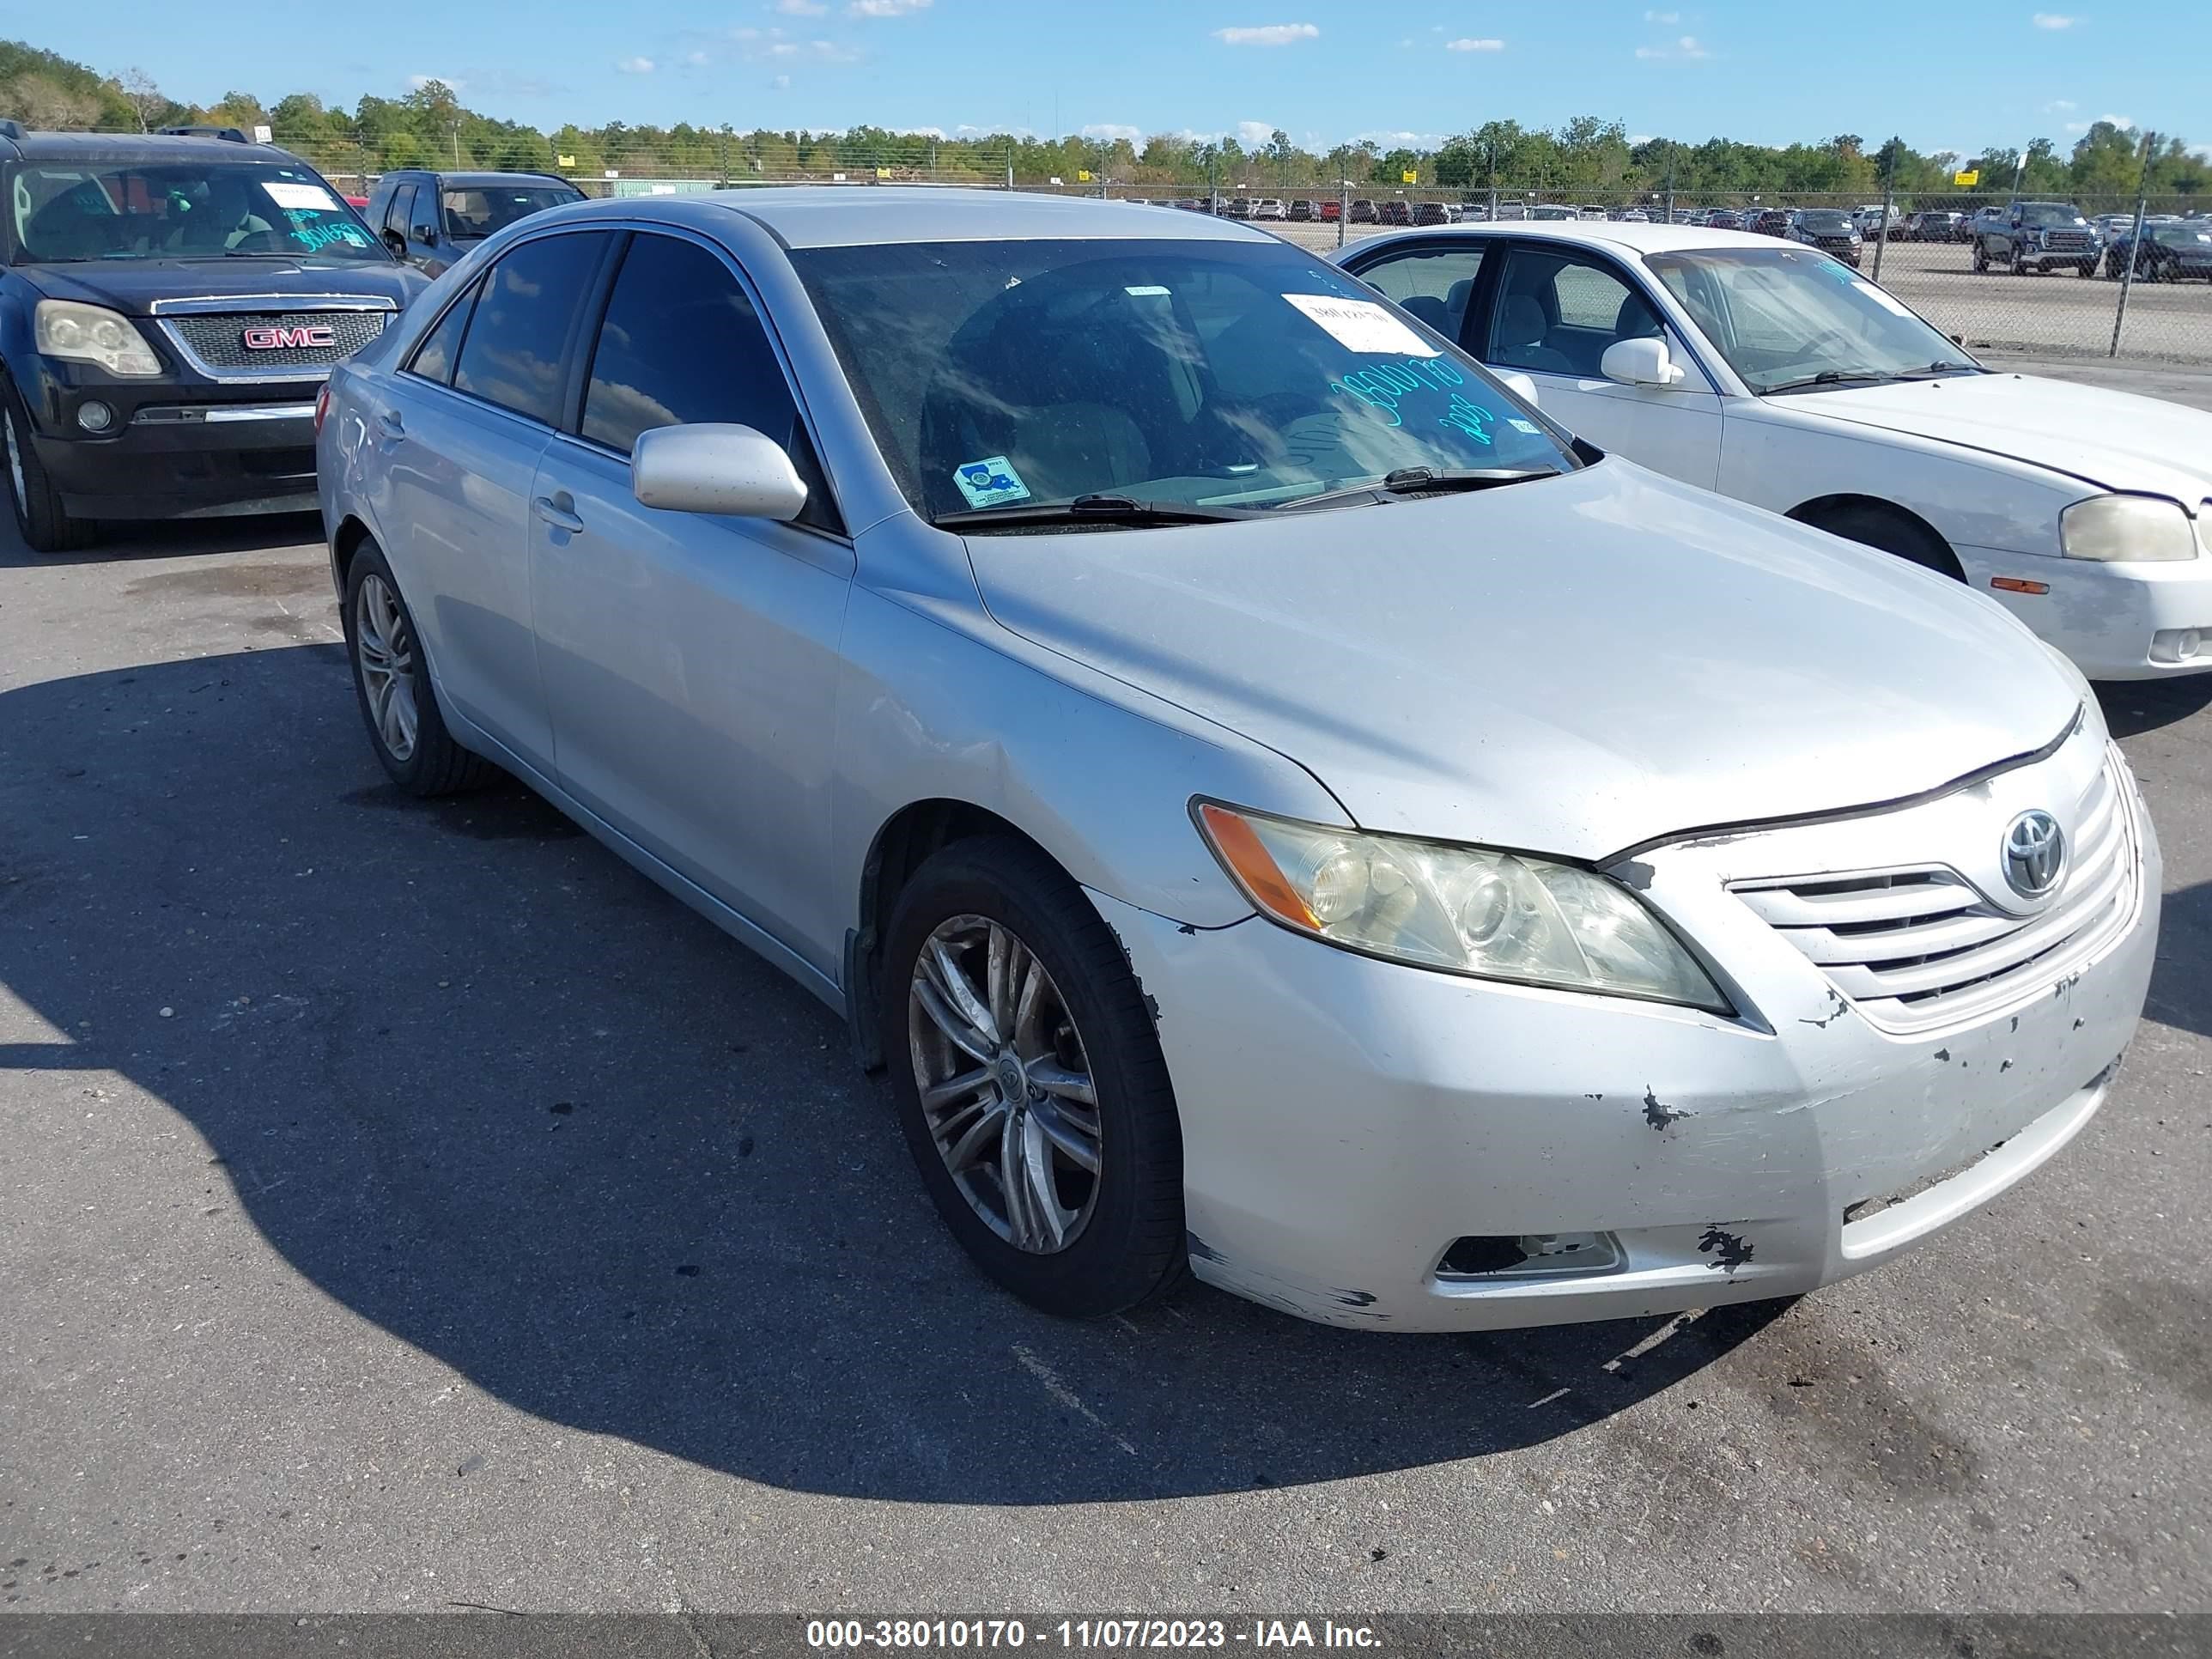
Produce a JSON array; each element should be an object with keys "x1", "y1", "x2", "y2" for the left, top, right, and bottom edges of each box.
[
  {"x1": 0, "y1": 123, "x2": 424, "y2": 551},
  {"x1": 363, "y1": 169, "x2": 583, "y2": 278},
  {"x1": 1972, "y1": 201, "x2": 2097, "y2": 276}
]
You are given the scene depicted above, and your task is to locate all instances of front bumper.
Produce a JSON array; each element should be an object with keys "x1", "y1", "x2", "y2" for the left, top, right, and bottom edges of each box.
[
  {"x1": 27, "y1": 395, "x2": 319, "y2": 520},
  {"x1": 1097, "y1": 736, "x2": 2158, "y2": 1332},
  {"x1": 1966, "y1": 544, "x2": 2212, "y2": 679}
]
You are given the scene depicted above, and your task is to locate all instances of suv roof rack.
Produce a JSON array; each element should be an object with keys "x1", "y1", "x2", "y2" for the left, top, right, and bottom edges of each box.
[
  {"x1": 157, "y1": 124, "x2": 252, "y2": 143},
  {"x1": 0, "y1": 118, "x2": 25, "y2": 142}
]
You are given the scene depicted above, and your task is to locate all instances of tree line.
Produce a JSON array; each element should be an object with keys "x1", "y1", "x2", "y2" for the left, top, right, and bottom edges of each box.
[{"x1": 3, "y1": 37, "x2": 2203, "y2": 204}]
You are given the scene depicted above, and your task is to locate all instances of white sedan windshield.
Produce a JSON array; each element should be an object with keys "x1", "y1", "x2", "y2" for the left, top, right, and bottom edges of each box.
[
  {"x1": 793, "y1": 238, "x2": 1574, "y2": 521},
  {"x1": 1646, "y1": 246, "x2": 1976, "y2": 392}
]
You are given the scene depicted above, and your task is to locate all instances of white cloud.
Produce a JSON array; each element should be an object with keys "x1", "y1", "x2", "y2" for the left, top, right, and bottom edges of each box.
[
  {"x1": 684, "y1": 49, "x2": 711, "y2": 66},
  {"x1": 614, "y1": 55, "x2": 655, "y2": 73},
  {"x1": 2032, "y1": 11, "x2": 2075, "y2": 27},
  {"x1": 848, "y1": 0, "x2": 928, "y2": 13},
  {"x1": 775, "y1": 0, "x2": 828, "y2": 11},
  {"x1": 1353, "y1": 128, "x2": 1448, "y2": 150},
  {"x1": 1444, "y1": 37, "x2": 1504, "y2": 52},
  {"x1": 1212, "y1": 23, "x2": 1319, "y2": 46},
  {"x1": 770, "y1": 72, "x2": 793, "y2": 88},
  {"x1": 2097, "y1": 112, "x2": 2135, "y2": 128},
  {"x1": 1237, "y1": 119, "x2": 1279, "y2": 148},
  {"x1": 1082, "y1": 123, "x2": 1143, "y2": 142},
  {"x1": 407, "y1": 73, "x2": 465, "y2": 91},
  {"x1": 1644, "y1": 8, "x2": 1680, "y2": 19},
  {"x1": 1636, "y1": 33, "x2": 1710, "y2": 58},
  {"x1": 2044, "y1": 98, "x2": 2076, "y2": 112}
]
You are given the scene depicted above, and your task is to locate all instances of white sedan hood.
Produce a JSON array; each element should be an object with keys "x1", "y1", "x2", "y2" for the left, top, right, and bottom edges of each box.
[
  {"x1": 964, "y1": 460, "x2": 2084, "y2": 860},
  {"x1": 1798, "y1": 372, "x2": 2212, "y2": 507}
]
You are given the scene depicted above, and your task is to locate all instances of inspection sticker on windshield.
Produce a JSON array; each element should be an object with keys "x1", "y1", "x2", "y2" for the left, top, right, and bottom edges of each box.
[
  {"x1": 263, "y1": 181, "x2": 340, "y2": 212},
  {"x1": 1507, "y1": 417, "x2": 1544, "y2": 434},
  {"x1": 951, "y1": 456, "x2": 1030, "y2": 508},
  {"x1": 1283, "y1": 294, "x2": 1439, "y2": 358}
]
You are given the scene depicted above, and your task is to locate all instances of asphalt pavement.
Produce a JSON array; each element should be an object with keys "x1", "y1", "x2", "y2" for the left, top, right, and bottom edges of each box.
[{"x1": 2, "y1": 365, "x2": 2209, "y2": 1615}]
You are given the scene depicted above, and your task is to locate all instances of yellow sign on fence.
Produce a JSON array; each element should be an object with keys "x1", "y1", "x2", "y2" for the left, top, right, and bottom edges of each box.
[
  {"x1": 557, "y1": 154, "x2": 576, "y2": 168},
  {"x1": 1953, "y1": 168, "x2": 1979, "y2": 186},
  {"x1": 1077, "y1": 169, "x2": 1092, "y2": 182},
  {"x1": 1401, "y1": 170, "x2": 1419, "y2": 185}
]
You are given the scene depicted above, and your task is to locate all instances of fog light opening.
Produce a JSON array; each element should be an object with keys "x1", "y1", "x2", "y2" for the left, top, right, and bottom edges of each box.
[
  {"x1": 2149, "y1": 627, "x2": 2203, "y2": 664},
  {"x1": 76, "y1": 400, "x2": 114, "y2": 434},
  {"x1": 1437, "y1": 1231, "x2": 1623, "y2": 1279}
]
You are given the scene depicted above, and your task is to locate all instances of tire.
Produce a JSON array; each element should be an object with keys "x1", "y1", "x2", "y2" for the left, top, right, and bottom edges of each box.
[
  {"x1": 881, "y1": 835, "x2": 1187, "y2": 1319},
  {"x1": 1972, "y1": 241, "x2": 1989, "y2": 272},
  {"x1": 1805, "y1": 501, "x2": 1962, "y2": 580},
  {"x1": 340, "y1": 538, "x2": 495, "y2": 796},
  {"x1": 2, "y1": 375, "x2": 93, "y2": 554}
]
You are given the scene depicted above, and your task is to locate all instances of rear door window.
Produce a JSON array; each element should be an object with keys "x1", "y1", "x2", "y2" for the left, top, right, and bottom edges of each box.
[
  {"x1": 1354, "y1": 246, "x2": 1487, "y2": 347},
  {"x1": 453, "y1": 231, "x2": 611, "y2": 425},
  {"x1": 384, "y1": 184, "x2": 416, "y2": 240}
]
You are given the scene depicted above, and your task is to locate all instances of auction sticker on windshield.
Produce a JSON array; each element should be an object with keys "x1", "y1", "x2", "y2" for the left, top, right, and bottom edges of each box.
[
  {"x1": 952, "y1": 456, "x2": 1031, "y2": 508},
  {"x1": 1283, "y1": 294, "x2": 1439, "y2": 358},
  {"x1": 263, "y1": 181, "x2": 341, "y2": 213}
]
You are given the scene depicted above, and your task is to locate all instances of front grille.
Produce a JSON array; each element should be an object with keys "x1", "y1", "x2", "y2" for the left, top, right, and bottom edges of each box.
[
  {"x1": 1732, "y1": 754, "x2": 2137, "y2": 1033},
  {"x1": 2041, "y1": 232, "x2": 2092, "y2": 252},
  {"x1": 159, "y1": 310, "x2": 389, "y2": 375}
]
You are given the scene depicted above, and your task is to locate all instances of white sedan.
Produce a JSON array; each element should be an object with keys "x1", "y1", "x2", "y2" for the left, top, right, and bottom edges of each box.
[{"x1": 1337, "y1": 221, "x2": 2212, "y2": 678}]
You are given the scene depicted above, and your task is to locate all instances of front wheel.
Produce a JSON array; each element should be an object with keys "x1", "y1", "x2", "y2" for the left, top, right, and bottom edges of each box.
[
  {"x1": 3, "y1": 378, "x2": 92, "y2": 554},
  {"x1": 882, "y1": 836, "x2": 1187, "y2": 1318},
  {"x1": 1972, "y1": 241, "x2": 1990, "y2": 272}
]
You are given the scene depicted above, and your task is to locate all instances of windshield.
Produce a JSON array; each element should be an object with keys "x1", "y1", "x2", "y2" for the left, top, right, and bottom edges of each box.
[
  {"x1": 2154, "y1": 225, "x2": 2212, "y2": 246},
  {"x1": 792, "y1": 237, "x2": 1577, "y2": 523},
  {"x1": 2018, "y1": 204, "x2": 2085, "y2": 227},
  {"x1": 441, "y1": 185, "x2": 580, "y2": 241},
  {"x1": 1798, "y1": 211, "x2": 1851, "y2": 231},
  {"x1": 1644, "y1": 246, "x2": 1974, "y2": 392},
  {"x1": 7, "y1": 160, "x2": 383, "y2": 264}
]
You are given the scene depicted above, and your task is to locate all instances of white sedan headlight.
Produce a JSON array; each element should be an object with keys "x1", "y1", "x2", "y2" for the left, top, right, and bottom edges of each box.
[
  {"x1": 1194, "y1": 803, "x2": 1729, "y2": 1012},
  {"x1": 2060, "y1": 494, "x2": 2199, "y2": 562},
  {"x1": 34, "y1": 300, "x2": 162, "y2": 378}
]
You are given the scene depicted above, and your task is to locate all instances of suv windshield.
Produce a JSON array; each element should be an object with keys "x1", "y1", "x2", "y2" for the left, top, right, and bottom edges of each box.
[
  {"x1": 793, "y1": 237, "x2": 1576, "y2": 523},
  {"x1": 2017, "y1": 204, "x2": 2086, "y2": 227},
  {"x1": 1646, "y1": 246, "x2": 1976, "y2": 393},
  {"x1": 8, "y1": 160, "x2": 383, "y2": 264},
  {"x1": 441, "y1": 184, "x2": 581, "y2": 241},
  {"x1": 1797, "y1": 211, "x2": 1851, "y2": 231}
]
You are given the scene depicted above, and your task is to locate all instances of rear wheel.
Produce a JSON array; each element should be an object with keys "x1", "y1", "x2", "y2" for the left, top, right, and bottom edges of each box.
[
  {"x1": 1802, "y1": 501, "x2": 1962, "y2": 581},
  {"x1": 1972, "y1": 240, "x2": 1990, "y2": 273},
  {"x1": 882, "y1": 836, "x2": 1187, "y2": 1318},
  {"x1": 341, "y1": 538, "x2": 496, "y2": 796},
  {"x1": 2, "y1": 377, "x2": 93, "y2": 555}
]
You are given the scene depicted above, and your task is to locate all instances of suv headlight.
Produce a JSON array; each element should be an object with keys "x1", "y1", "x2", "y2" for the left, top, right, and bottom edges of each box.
[
  {"x1": 34, "y1": 301, "x2": 162, "y2": 377},
  {"x1": 1194, "y1": 802, "x2": 1730, "y2": 1012},
  {"x1": 2060, "y1": 494, "x2": 2200, "y2": 562}
]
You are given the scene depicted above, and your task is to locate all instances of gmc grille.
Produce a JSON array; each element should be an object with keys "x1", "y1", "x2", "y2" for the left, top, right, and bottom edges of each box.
[{"x1": 159, "y1": 310, "x2": 390, "y2": 375}]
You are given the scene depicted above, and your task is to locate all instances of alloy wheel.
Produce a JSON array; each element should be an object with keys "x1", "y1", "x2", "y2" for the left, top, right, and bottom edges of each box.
[
  {"x1": 908, "y1": 915, "x2": 1102, "y2": 1254},
  {"x1": 354, "y1": 572, "x2": 419, "y2": 763}
]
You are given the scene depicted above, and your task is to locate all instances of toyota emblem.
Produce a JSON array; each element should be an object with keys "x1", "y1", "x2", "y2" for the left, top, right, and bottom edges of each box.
[{"x1": 2002, "y1": 810, "x2": 2066, "y2": 900}]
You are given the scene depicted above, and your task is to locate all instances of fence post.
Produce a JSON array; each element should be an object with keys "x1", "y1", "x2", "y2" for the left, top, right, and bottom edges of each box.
[
  {"x1": 1871, "y1": 173, "x2": 1893, "y2": 285},
  {"x1": 1338, "y1": 178, "x2": 1348, "y2": 248},
  {"x1": 2109, "y1": 131, "x2": 2156, "y2": 358}
]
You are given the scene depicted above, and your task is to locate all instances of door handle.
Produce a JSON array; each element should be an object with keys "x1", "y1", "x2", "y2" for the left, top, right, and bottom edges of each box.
[
  {"x1": 375, "y1": 408, "x2": 404, "y2": 437},
  {"x1": 532, "y1": 494, "x2": 585, "y2": 534}
]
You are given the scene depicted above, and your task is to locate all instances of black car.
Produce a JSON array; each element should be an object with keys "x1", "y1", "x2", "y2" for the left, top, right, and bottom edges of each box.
[
  {"x1": 0, "y1": 123, "x2": 425, "y2": 552},
  {"x1": 2104, "y1": 220, "x2": 2212, "y2": 282},
  {"x1": 1749, "y1": 208, "x2": 1793, "y2": 237},
  {"x1": 1347, "y1": 198, "x2": 1377, "y2": 223},
  {"x1": 1788, "y1": 208, "x2": 1864, "y2": 266},
  {"x1": 363, "y1": 168, "x2": 583, "y2": 278}
]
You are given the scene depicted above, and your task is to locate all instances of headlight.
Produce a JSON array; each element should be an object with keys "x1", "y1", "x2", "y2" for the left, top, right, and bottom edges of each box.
[
  {"x1": 2060, "y1": 494, "x2": 2199, "y2": 562},
  {"x1": 1194, "y1": 802, "x2": 1730, "y2": 1012},
  {"x1": 33, "y1": 300, "x2": 162, "y2": 377}
]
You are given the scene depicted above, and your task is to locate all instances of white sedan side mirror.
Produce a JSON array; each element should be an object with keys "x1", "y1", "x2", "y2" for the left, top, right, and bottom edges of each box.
[
  {"x1": 1601, "y1": 337, "x2": 1687, "y2": 388},
  {"x1": 632, "y1": 423, "x2": 808, "y2": 520},
  {"x1": 1494, "y1": 369, "x2": 1540, "y2": 408}
]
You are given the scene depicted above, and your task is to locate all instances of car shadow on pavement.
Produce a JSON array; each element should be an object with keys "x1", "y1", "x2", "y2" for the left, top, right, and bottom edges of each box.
[
  {"x1": 0, "y1": 644, "x2": 1796, "y2": 1505},
  {"x1": 0, "y1": 512, "x2": 326, "y2": 573},
  {"x1": 2099, "y1": 677, "x2": 2212, "y2": 738}
]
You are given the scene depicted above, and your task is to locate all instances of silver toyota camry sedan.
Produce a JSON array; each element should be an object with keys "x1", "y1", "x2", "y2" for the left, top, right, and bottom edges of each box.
[{"x1": 317, "y1": 189, "x2": 2158, "y2": 1331}]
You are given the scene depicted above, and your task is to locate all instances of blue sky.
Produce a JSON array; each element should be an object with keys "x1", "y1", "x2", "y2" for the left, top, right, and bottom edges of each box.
[{"x1": 43, "y1": 1, "x2": 2211, "y2": 155}]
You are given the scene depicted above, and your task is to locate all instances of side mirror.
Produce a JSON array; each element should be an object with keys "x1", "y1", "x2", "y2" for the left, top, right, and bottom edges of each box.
[
  {"x1": 1601, "y1": 337, "x2": 1687, "y2": 388},
  {"x1": 632, "y1": 422, "x2": 808, "y2": 521},
  {"x1": 1494, "y1": 369, "x2": 1540, "y2": 408},
  {"x1": 413, "y1": 226, "x2": 438, "y2": 246},
  {"x1": 381, "y1": 229, "x2": 406, "y2": 257}
]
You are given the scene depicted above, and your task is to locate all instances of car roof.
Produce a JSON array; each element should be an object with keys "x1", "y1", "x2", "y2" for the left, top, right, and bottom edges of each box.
[
  {"x1": 0, "y1": 130, "x2": 295, "y2": 165},
  {"x1": 430, "y1": 170, "x2": 575, "y2": 188},
  {"x1": 532, "y1": 186, "x2": 1280, "y2": 249},
  {"x1": 1352, "y1": 220, "x2": 1784, "y2": 258}
]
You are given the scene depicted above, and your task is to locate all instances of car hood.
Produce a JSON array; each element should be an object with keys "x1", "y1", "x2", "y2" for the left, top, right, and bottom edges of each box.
[
  {"x1": 963, "y1": 461, "x2": 2082, "y2": 860},
  {"x1": 1790, "y1": 372, "x2": 2212, "y2": 506},
  {"x1": 20, "y1": 258, "x2": 426, "y2": 317}
]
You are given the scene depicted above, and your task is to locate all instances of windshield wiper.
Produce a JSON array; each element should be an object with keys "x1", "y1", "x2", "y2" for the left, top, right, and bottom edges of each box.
[
  {"x1": 1899, "y1": 360, "x2": 1983, "y2": 379},
  {"x1": 1273, "y1": 465, "x2": 1559, "y2": 513},
  {"x1": 933, "y1": 494, "x2": 1259, "y2": 531},
  {"x1": 1759, "y1": 369, "x2": 1902, "y2": 395}
]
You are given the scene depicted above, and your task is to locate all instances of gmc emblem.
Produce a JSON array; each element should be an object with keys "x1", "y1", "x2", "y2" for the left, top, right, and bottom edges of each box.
[{"x1": 242, "y1": 324, "x2": 336, "y2": 350}]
